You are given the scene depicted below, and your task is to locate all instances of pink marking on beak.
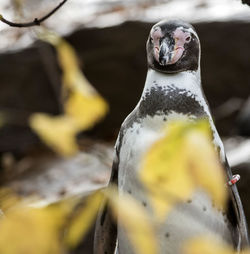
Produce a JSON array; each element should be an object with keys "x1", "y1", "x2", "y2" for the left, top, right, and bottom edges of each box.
[
  {"x1": 169, "y1": 47, "x2": 184, "y2": 64},
  {"x1": 151, "y1": 26, "x2": 163, "y2": 62},
  {"x1": 174, "y1": 27, "x2": 191, "y2": 47},
  {"x1": 168, "y1": 28, "x2": 191, "y2": 64},
  {"x1": 154, "y1": 46, "x2": 160, "y2": 61}
]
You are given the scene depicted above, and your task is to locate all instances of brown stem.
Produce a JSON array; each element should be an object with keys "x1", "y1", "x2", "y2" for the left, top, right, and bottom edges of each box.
[{"x1": 0, "y1": 0, "x2": 68, "y2": 28}]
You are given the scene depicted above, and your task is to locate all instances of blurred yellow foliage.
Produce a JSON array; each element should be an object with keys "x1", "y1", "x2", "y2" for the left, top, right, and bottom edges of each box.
[
  {"x1": 0, "y1": 190, "x2": 104, "y2": 254},
  {"x1": 30, "y1": 114, "x2": 78, "y2": 156},
  {"x1": 140, "y1": 120, "x2": 227, "y2": 220},
  {"x1": 0, "y1": 204, "x2": 67, "y2": 254},
  {"x1": 65, "y1": 90, "x2": 108, "y2": 130},
  {"x1": 184, "y1": 237, "x2": 233, "y2": 254},
  {"x1": 64, "y1": 191, "x2": 104, "y2": 248},
  {"x1": 30, "y1": 32, "x2": 108, "y2": 156},
  {"x1": 184, "y1": 236, "x2": 250, "y2": 254},
  {"x1": 106, "y1": 187, "x2": 158, "y2": 254},
  {"x1": 0, "y1": 188, "x2": 157, "y2": 254}
]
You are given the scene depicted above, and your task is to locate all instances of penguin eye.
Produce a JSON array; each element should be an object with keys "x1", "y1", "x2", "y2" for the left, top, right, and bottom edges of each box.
[{"x1": 185, "y1": 36, "x2": 191, "y2": 43}]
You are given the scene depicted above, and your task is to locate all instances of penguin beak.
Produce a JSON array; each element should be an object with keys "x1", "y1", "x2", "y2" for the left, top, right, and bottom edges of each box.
[
  {"x1": 159, "y1": 40, "x2": 172, "y2": 66},
  {"x1": 158, "y1": 39, "x2": 184, "y2": 66}
]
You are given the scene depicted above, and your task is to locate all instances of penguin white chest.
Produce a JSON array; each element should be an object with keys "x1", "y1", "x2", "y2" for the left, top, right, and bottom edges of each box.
[
  {"x1": 118, "y1": 111, "x2": 196, "y2": 194},
  {"x1": 117, "y1": 114, "x2": 233, "y2": 254}
]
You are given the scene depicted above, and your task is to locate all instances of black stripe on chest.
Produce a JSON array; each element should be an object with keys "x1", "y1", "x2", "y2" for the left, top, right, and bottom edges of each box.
[{"x1": 138, "y1": 84, "x2": 207, "y2": 118}]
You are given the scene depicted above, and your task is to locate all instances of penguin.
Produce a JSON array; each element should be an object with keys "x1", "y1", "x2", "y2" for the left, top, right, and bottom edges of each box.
[{"x1": 94, "y1": 19, "x2": 249, "y2": 254}]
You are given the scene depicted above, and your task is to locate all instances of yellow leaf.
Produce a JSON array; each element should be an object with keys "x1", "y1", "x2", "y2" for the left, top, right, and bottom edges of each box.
[
  {"x1": 140, "y1": 120, "x2": 227, "y2": 220},
  {"x1": 184, "y1": 129, "x2": 226, "y2": 208},
  {"x1": 55, "y1": 40, "x2": 95, "y2": 94},
  {"x1": 65, "y1": 90, "x2": 108, "y2": 130},
  {"x1": 53, "y1": 35, "x2": 109, "y2": 130},
  {"x1": 0, "y1": 204, "x2": 67, "y2": 254},
  {"x1": 29, "y1": 31, "x2": 108, "y2": 157},
  {"x1": 41, "y1": 32, "x2": 105, "y2": 98},
  {"x1": 183, "y1": 236, "x2": 236, "y2": 254},
  {"x1": 64, "y1": 191, "x2": 104, "y2": 248},
  {"x1": 0, "y1": 189, "x2": 108, "y2": 254},
  {"x1": 30, "y1": 114, "x2": 79, "y2": 156},
  {"x1": 105, "y1": 187, "x2": 158, "y2": 254}
]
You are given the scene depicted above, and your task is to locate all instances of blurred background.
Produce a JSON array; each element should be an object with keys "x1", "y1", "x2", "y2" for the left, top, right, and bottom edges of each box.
[{"x1": 0, "y1": 0, "x2": 250, "y2": 252}]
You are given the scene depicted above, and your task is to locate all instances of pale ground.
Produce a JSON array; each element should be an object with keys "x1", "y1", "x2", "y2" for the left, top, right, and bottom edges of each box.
[{"x1": 5, "y1": 143, "x2": 113, "y2": 206}]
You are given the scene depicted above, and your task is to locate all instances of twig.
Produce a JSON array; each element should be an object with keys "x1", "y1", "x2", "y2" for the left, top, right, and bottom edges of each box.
[{"x1": 0, "y1": 0, "x2": 68, "y2": 28}]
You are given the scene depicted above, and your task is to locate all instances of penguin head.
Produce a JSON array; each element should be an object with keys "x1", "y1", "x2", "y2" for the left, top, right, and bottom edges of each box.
[{"x1": 146, "y1": 19, "x2": 200, "y2": 73}]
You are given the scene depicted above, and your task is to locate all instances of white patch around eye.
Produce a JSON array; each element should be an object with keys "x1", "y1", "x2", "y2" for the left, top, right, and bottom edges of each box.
[
  {"x1": 150, "y1": 26, "x2": 163, "y2": 62},
  {"x1": 151, "y1": 26, "x2": 163, "y2": 41},
  {"x1": 174, "y1": 27, "x2": 191, "y2": 44},
  {"x1": 185, "y1": 36, "x2": 191, "y2": 43},
  {"x1": 176, "y1": 26, "x2": 199, "y2": 41}
]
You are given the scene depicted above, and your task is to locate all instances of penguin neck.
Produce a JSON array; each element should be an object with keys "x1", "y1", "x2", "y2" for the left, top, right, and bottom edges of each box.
[{"x1": 141, "y1": 67, "x2": 202, "y2": 99}]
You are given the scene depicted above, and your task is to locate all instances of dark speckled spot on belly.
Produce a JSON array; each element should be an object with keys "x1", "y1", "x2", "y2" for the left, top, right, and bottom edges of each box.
[{"x1": 165, "y1": 232, "x2": 170, "y2": 238}]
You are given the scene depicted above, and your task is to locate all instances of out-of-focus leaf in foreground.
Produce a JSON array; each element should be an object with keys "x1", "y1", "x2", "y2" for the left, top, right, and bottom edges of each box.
[
  {"x1": 64, "y1": 191, "x2": 104, "y2": 248},
  {"x1": 0, "y1": 188, "x2": 157, "y2": 254},
  {"x1": 140, "y1": 120, "x2": 227, "y2": 220},
  {"x1": 30, "y1": 32, "x2": 108, "y2": 156},
  {"x1": 0, "y1": 203, "x2": 67, "y2": 254},
  {"x1": 51, "y1": 35, "x2": 108, "y2": 130},
  {"x1": 65, "y1": 90, "x2": 108, "y2": 130},
  {"x1": 30, "y1": 115, "x2": 78, "y2": 156},
  {"x1": 0, "y1": 190, "x2": 103, "y2": 253},
  {"x1": 184, "y1": 236, "x2": 250, "y2": 254},
  {"x1": 106, "y1": 187, "x2": 158, "y2": 254},
  {"x1": 64, "y1": 186, "x2": 158, "y2": 254}
]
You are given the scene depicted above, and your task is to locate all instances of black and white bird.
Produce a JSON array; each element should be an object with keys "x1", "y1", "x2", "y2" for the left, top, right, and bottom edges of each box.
[{"x1": 94, "y1": 19, "x2": 249, "y2": 254}]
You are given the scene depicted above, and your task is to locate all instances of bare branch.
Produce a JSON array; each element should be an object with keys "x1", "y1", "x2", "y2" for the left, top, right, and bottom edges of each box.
[{"x1": 0, "y1": 0, "x2": 68, "y2": 28}]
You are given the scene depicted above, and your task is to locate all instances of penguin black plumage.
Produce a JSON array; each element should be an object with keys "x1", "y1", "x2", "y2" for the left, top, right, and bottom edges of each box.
[{"x1": 94, "y1": 19, "x2": 249, "y2": 254}]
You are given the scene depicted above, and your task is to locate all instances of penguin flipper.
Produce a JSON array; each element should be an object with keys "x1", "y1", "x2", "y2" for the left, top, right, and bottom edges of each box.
[
  {"x1": 224, "y1": 157, "x2": 249, "y2": 249},
  {"x1": 94, "y1": 159, "x2": 119, "y2": 254}
]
